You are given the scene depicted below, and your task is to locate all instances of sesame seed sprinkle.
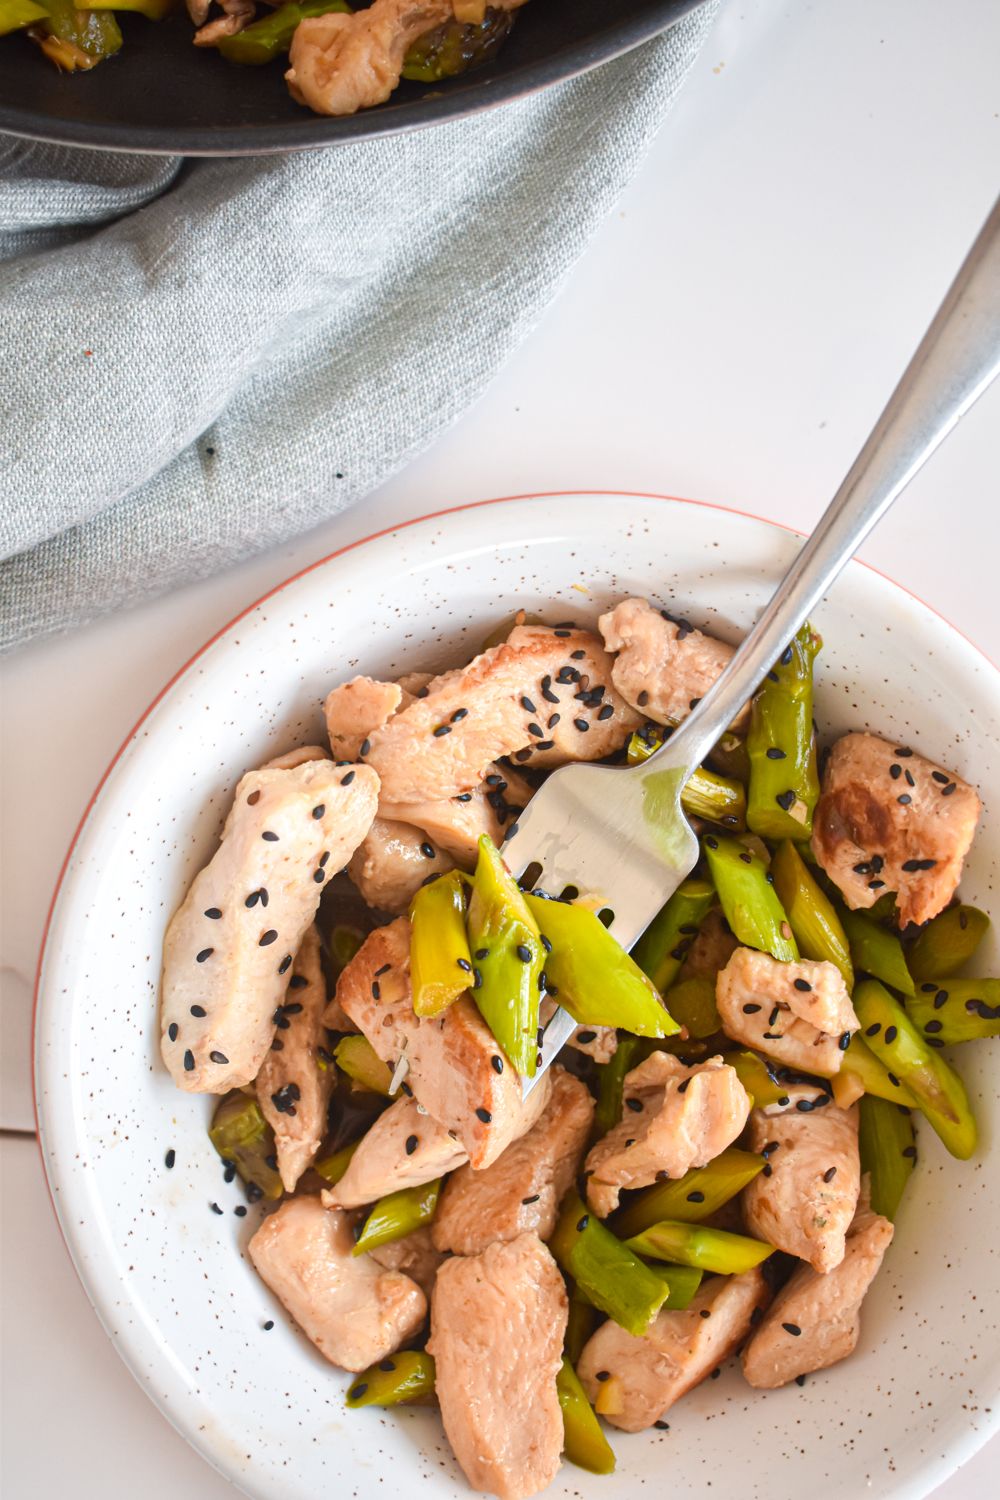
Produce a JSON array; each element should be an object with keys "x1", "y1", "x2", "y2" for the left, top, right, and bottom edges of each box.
[
  {"x1": 190, "y1": 1004, "x2": 206, "y2": 1017},
  {"x1": 261, "y1": 830, "x2": 279, "y2": 841},
  {"x1": 476, "y1": 1107, "x2": 492, "y2": 1123},
  {"x1": 204, "y1": 907, "x2": 222, "y2": 920},
  {"x1": 405, "y1": 1135, "x2": 418, "y2": 1155},
  {"x1": 168, "y1": 1023, "x2": 179, "y2": 1041},
  {"x1": 782, "y1": 1322, "x2": 802, "y2": 1337}
]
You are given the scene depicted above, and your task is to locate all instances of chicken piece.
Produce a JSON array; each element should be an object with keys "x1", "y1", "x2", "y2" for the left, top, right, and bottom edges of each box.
[
  {"x1": 578, "y1": 1267, "x2": 769, "y2": 1432},
  {"x1": 678, "y1": 906, "x2": 739, "y2": 983},
  {"x1": 742, "y1": 1180, "x2": 893, "y2": 1388},
  {"x1": 743, "y1": 1099, "x2": 860, "y2": 1273},
  {"x1": 193, "y1": 0, "x2": 253, "y2": 45},
  {"x1": 160, "y1": 759, "x2": 378, "y2": 1093},
  {"x1": 288, "y1": 0, "x2": 530, "y2": 117},
  {"x1": 248, "y1": 1196, "x2": 425, "y2": 1372},
  {"x1": 433, "y1": 1067, "x2": 593, "y2": 1254},
  {"x1": 567, "y1": 1024, "x2": 618, "y2": 1062},
  {"x1": 334, "y1": 918, "x2": 552, "y2": 1167},
  {"x1": 362, "y1": 624, "x2": 640, "y2": 804},
  {"x1": 370, "y1": 1225, "x2": 447, "y2": 1299},
  {"x1": 396, "y1": 670, "x2": 434, "y2": 697},
  {"x1": 261, "y1": 744, "x2": 331, "y2": 771},
  {"x1": 328, "y1": 1094, "x2": 469, "y2": 1209},
  {"x1": 811, "y1": 732, "x2": 982, "y2": 927},
  {"x1": 585, "y1": 1051, "x2": 750, "y2": 1219},
  {"x1": 716, "y1": 947, "x2": 859, "y2": 1076},
  {"x1": 599, "y1": 596, "x2": 750, "y2": 732},
  {"x1": 347, "y1": 815, "x2": 454, "y2": 914},
  {"x1": 428, "y1": 1234, "x2": 567, "y2": 1500},
  {"x1": 381, "y1": 763, "x2": 534, "y2": 865},
  {"x1": 324, "y1": 676, "x2": 404, "y2": 761},
  {"x1": 255, "y1": 925, "x2": 335, "y2": 1192}
]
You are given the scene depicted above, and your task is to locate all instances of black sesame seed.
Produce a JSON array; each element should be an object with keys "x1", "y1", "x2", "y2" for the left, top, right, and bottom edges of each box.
[
  {"x1": 234, "y1": 1205, "x2": 247, "y2": 1218},
  {"x1": 902, "y1": 1144, "x2": 917, "y2": 1159},
  {"x1": 677, "y1": 1078, "x2": 691, "y2": 1094},
  {"x1": 577, "y1": 1030, "x2": 597, "y2": 1044},
  {"x1": 350, "y1": 1383, "x2": 369, "y2": 1400},
  {"x1": 823, "y1": 1166, "x2": 837, "y2": 1183},
  {"x1": 405, "y1": 1135, "x2": 418, "y2": 1156},
  {"x1": 451, "y1": 708, "x2": 468, "y2": 722},
  {"x1": 739, "y1": 851, "x2": 752, "y2": 865},
  {"x1": 522, "y1": 1194, "x2": 540, "y2": 1205},
  {"x1": 769, "y1": 1005, "x2": 781, "y2": 1026},
  {"x1": 934, "y1": 989, "x2": 949, "y2": 1008},
  {"x1": 491, "y1": 1055, "x2": 504, "y2": 1074},
  {"x1": 210, "y1": 1201, "x2": 223, "y2": 1215},
  {"x1": 433, "y1": 725, "x2": 452, "y2": 737},
  {"x1": 762, "y1": 1163, "x2": 773, "y2": 1176},
  {"x1": 795, "y1": 1375, "x2": 807, "y2": 1387},
  {"x1": 686, "y1": 1190, "x2": 705, "y2": 1203},
  {"x1": 259, "y1": 930, "x2": 278, "y2": 946},
  {"x1": 340, "y1": 771, "x2": 355, "y2": 786},
  {"x1": 515, "y1": 944, "x2": 532, "y2": 962},
  {"x1": 637, "y1": 690, "x2": 649, "y2": 706},
  {"x1": 766, "y1": 747, "x2": 787, "y2": 760},
  {"x1": 782, "y1": 1322, "x2": 802, "y2": 1337},
  {"x1": 926, "y1": 1036, "x2": 946, "y2": 1048},
  {"x1": 204, "y1": 907, "x2": 222, "y2": 920},
  {"x1": 183, "y1": 1050, "x2": 196, "y2": 1071},
  {"x1": 904, "y1": 769, "x2": 915, "y2": 787},
  {"x1": 168, "y1": 1023, "x2": 179, "y2": 1041},
  {"x1": 894, "y1": 747, "x2": 913, "y2": 758},
  {"x1": 699, "y1": 1308, "x2": 712, "y2": 1318},
  {"x1": 884, "y1": 1026, "x2": 898, "y2": 1044},
  {"x1": 554, "y1": 629, "x2": 571, "y2": 638},
  {"x1": 224, "y1": 1163, "x2": 237, "y2": 1182},
  {"x1": 278, "y1": 955, "x2": 292, "y2": 975},
  {"x1": 210, "y1": 1051, "x2": 229, "y2": 1065},
  {"x1": 705, "y1": 836, "x2": 719, "y2": 850},
  {"x1": 573, "y1": 718, "x2": 589, "y2": 732},
  {"x1": 839, "y1": 1031, "x2": 852, "y2": 1050},
  {"x1": 456, "y1": 958, "x2": 473, "y2": 974},
  {"x1": 795, "y1": 1099, "x2": 814, "y2": 1113},
  {"x1": 654, "y1": 1420, "x2": 670, "y2": 1430},
  {"x1": 263, "y1": 1319, "x2": 274, "y2": 1330},
  {"x1": 625, "y1": 1097, "x2": 643, "y2": 1113},
  {"x1": 196, "y1": 948, "x2": 213, "y2": 963},
  {"x1": 576, "y1": 1215, "x2": 590, "y2": 1232},
  {"x1": 595, "y1": 1369, "x2": 610, "y2": 1382},
  {"x1": 419, "y1": 842, "x2": 436, "y2": 860},
  {"x1": 474, "y1": 948, "x2": 489, "y2": 961},
  {"x1": 371, "y1": 981, "x2": 381, "y2": 1000},
  {"x1": 868, "y1": 879, "x2": 886, "y2": 890},
  {"x1": 359, "y1": 738, "x2": 372, "y2": 757},
  {"x1": 890, "y1": 764, "x2": 902, "y2": 780},
  {"x1": 472, "y1": 967, "x2": 483, "y2": 989},
  {"x1": 476, "y1": 1107, "x2": 492, "y2": 1124},
  {"x1": 888, "y1": 1071, "x2": 901, "y2": 1086},
  {"x1": 866, "y1": 1022, "x2": 882, "y2": 1037},
  {"x1": 710, "y1": 1368, "x2": 721, "y2": 1379},
  {"x1": 902, "y1": 858, "x2": 937, "y2": 872},
  {"x1": 520, "y1": 696, "x2": 537, "y2": 713},
  {"x1": 262, "y1": 830, "x2": 279, "y2": 842},
  {"x1": 898, "y1": 794, "x2": 912, "y2": 805},
  {"x1": 742, "y1": 1003, "x2": 762, "y2": 1014},
  {"x1": 245, "y1": 891, "x2": 260, "y2": 909},
  {"x1": 165, "y1": 1149, "x2": 176, "y2": 1169},
  {"x1": 793, "y1": 978, "x2": 812, "y2": 992},
  {"x1": 776, "y1": 790, "x2": 796, "y2": 811}
]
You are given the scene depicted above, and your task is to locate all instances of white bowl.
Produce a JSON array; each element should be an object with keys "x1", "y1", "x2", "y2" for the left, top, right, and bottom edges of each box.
[{"x1": 35, "y1": 492, "x2": 1000, "y2": 1500}]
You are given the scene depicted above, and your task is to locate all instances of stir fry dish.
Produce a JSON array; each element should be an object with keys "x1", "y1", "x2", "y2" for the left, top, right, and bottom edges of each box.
[
  {"x1": 158, "y1": 598, "x2": 995, "y2": 1499},
  {"x1": 0, "y1": 0, "x2": 527, "y2": 117}
]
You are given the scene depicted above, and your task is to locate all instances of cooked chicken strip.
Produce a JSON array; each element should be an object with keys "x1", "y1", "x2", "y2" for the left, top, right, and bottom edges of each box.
[
  {"x1": 742, "y1": 1180, "x2": 893, "y2": 1388},
  {"x1": 578, "y1": 1267, "x2": 769, "y2": 1432},
  {"x1": 334, "y1": 918, "x2": 552, "y2": 1167},
  {"x1": 370, "y1": 1225, "x2": 447, "y2": 1298},
  {"x1": 160, "y1": 759, "x2": 378, "y2": 1092},
  {"x1": 428, "y1": 1233, "x2": 567, "y2": 1500},
  {"x1": 261, "y1": 744, "x2": 331, "y2": 771},
  {"x1": 501, "y1": 623, "x2": 642, "y2": 770},
  {"x1": 743, "y1": 1099, "x2": 860, "y2": 1273},
  {"x1": 585, "y1": 1051, "x2": 750, "y2": 1219},
  {"x1": 433, "y1": 1067, "x2": 593, "y2": 1254},
  {"x1": 328, "y1": 1093, "x2": 469, "y2": 1209},
  {"x1": 288, "y1": 0, "x2": 530, "y2": 118},
  {"x1": 678, "y1": 906, "x2": 739, "y2": 983},
  {"x1": 362, "y1": 624, "x2": 640, "y2": 804},
  {"x1": 193, "y1": 0, "x2": 253, "y2": 46},
  {"x1": 324, "y1": 676, "x2": 404, "y2": 761},
  {"x1": 811, "y1": 732, "x2": 982, "y2": 927},
  {"x1": 255, "y1": 925, "x2": 334, "y2": 1192},
  {"x1": 347, "y1": 815, "x2": 454, "y2": 914},
  {"x1": 716, "y1": 948, "x2": 859, "y2": 1076},
  {"x1": 599, "y1": 596, "x2": 750, "y2": 732},
  {"x1": 248, "y1": 1196, "x2": 426, "y2": 1372},
  {"x1": 381, "y1": 763, "x2": 534, "y2": 865}
]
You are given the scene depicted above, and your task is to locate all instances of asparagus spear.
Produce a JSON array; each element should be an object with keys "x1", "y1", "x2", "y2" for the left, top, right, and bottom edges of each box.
[
  {"x1": 627, "y1": 726, "x2": 747, "y2": 829},
  {"x1": 409, "y1": 870, "x2": 474, "y2": 1017},
  {"x1": 401, "y1": 8, "x2": 516, "y2": 82},
  {"x1": 31, "y1": 0, "x2": 120, "y2": 68},
  {"x1": 623, "y1": 1220, "x2": 774, "y2": 1274},
  {"x1": 746, "y1": 624, "x2": 821, "y2": 840},
  {"x1": 346, "y1": 1351, "x2": 436, "y2": 1408},
  {"x1": 312, "y1": 1139, "x2": 360, "y2": 1187},
  {"x1": 836, "y1": 1033, "x2": 919, "y2": 1108},
  {"x1": 565, "y1": 1285, "x2": 600, "y2": 1365},
  {"x1": 703, "y1": 834, "x2": 799, "y2": 962},
  {"x1": 612, "y1": 1146, "x2": 765, "y2": 1239},
  {"x1": 549, "y1": 1192, "x2": 671, "y2": 1336},
  {"x1": 80, "y1": 0, "x2": 171, "y2": 16},
  {"x1": 218, "y1": 0, "x2": 350, "y2": 64},
  {"x1": 593, "y1": 1034, "x2": 642, "y2": 1138},
  {"x1": 906, "y1": 978, "x2": 1000, "y2": 1044},
  {"x1": 468, "y1": 835, "x2": 544, "y2": 1076},
  {"x1": 631, "y1": 877, "x2": 715, "y2": 994},
  {"x1": 523, "y1": 893, "x2": 678, "y2": 1038},
  {"x1": 725, "y1": 1050, "x2": 794, "y2": 1109},
  {"x1": 840, "y1": 907, "x2": 915, "y2": 996},
  {"x1": 907, "y1": 905, "x2": 991, "y2": 983},
  {"x1": 557, "y1": 1358, "x2": 616, "y2": 1475},
  {"x1": 208, "y1": 1092, "x2": 284, "y2": 1200},
  {"x1": 854, "y1": 979, "x2": 976, "y2": 1159},
  {"x1": 770, "y1": 839, "x2": 854, "y2": 987},
  {"x1": 858, "y1": 1094, "x2": 916, "y2": 1220},
  {"x1": 659, "y1": 975, "x2": 719, "y2": 1038},
  {"x1": 334, "y1": 1034, "x2": 393, "y2": 1096},
  {"x1": 353, "y1": 1178, "x2": 441, "y2": 1256}
]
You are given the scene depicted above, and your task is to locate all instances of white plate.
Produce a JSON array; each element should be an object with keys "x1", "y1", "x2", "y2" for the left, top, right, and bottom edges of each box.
[{"x1": 34, "y1": 492, "x2": 1000, "y2": 1500}]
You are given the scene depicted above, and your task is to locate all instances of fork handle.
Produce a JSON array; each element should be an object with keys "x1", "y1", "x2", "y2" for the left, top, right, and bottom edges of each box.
[{"x1": 655, "y1": 194, "x2": 1000, "y2": 777}]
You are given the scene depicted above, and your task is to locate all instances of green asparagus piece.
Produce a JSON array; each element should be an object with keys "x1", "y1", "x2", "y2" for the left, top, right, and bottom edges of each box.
[
  {"x1": 623, "y1": 1219, "x2": 774, "y2": 1274},
  {"x1": 468, "y1": 835, "x2": 544, "y2": 1076},
  {"x1": 313, "y1": 1139, "x2": 360, "y2": 1187},
  {"x1": 908, "y1": 905, "x2": 992, "y2": 983},
  {"x1": 725, "y1": 1050, "x2": 793, "y2": 1109},
  {"x1": 627, "y1": 726, "x2": 746, "y2": 830},
  {"x1": 854, "y1": 979, "x2": 976, "y2": 1159},
  {"x1": 329, "y1": 922, "x2": 365, "y2": 979},
  {"x1": 218, "y1": 0, "x2": 350, "y2": 65},
  {"x1": 906, "y1": 978, "x2": 1000, "y2": 1044},
  {"x1": 0, "y1": 0, "x2": 47, "y2": 35},
  {"x1": 858, "y1": 1094, "x2": 916, "y2": 1221},
  {"x1": 654, "y1": 1262, "x2": 704, "y2": 1309},
  {"x1": 593, "y1": 1034, "x2": 642, "y2": 1138},
  {"x1": 659, "y1": 975, "x2": 719, "y2": 1038},
  {"x1": 208, "y1": 1092, "x2": 284, "y2": 1201},
  {"x1": 836, "y1": 1033, "x2": 919, "y2": 1108},
  {"x1": 703, "y1": 834, "x2": 799, "y2": 962},
  {"x1": 353, "y1": 1178, "x2": 441, "y2": 1256},
  {"x1": 840, "y1": 907, "x2": 915, "y2": 996},
  {"x1": 334, "y1": 1034, "x2": 393, "y2": 1095},
  {"x1": 770, "y1": 839, "x2": 854, "y2": 987},
  {"x1": 523, "y1": 894, "x2": 678, "y2": 1038},
  {"x1": 549, "y1": 1192, "x2": 671, "y2": 1336},
  {"x1": 346, "y1": 1351, "x2": 436, "y2": 1408},
  {"x1": 631, "y1": 877, "x2": 715, "y2": 994},
  {"x1": 557, "y1": 1358, "x2": 616, "y2": 1475},
  {"x1": 78, "y1": 0, "x2": 171, "y2": 16},
  {"x1": 401, "y1": 8, "x2": 515, "y2": 82},
  {"x1": 613, "y1": 1146, "x2": 766, "y2": 1239},
  {"x1": 746, "y1": 624, "x2": 821, "y2": 840},
  {"x1": 32, "y1": 0, "x2": 120, "y2": 67},
  {"x1": 565, "y1": 1289, "x2": 600, "y2": 1366},
  {"x1": 409, "y1": 870, "x2": 474, "y2": 1017},
  {"x1": 629, "y1": 718, "x2": 751, "y2": 783}
]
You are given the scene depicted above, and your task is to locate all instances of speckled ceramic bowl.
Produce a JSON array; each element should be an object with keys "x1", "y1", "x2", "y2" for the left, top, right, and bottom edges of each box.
[{"x1": 34, "y1": 492, "x2": 1000, "y2": 1500}]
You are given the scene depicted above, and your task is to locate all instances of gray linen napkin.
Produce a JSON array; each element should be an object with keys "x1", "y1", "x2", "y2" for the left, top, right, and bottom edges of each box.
[{"x1": 0, "y1": 5, "x2": 718, "y2": 652}]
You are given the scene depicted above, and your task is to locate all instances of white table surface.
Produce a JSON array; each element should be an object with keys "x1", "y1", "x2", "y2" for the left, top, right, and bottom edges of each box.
[{"x1": 3, "y1": 1, "x2": 999, "y2": 1496}]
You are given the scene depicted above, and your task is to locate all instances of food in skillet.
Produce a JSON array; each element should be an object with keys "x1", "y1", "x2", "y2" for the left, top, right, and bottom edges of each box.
[
  {"x1": 159, "y1": 600, "x2": 995, "y2": 1498},
  {"x1": 0, "y1": 0, "x2": 525, "y2": 117}
]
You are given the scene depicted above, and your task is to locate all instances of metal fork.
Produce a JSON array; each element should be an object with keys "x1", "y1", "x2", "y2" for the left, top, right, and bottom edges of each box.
[{"x1": 509, "y1": 195, "x2": 1000, "y2": 1094}]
